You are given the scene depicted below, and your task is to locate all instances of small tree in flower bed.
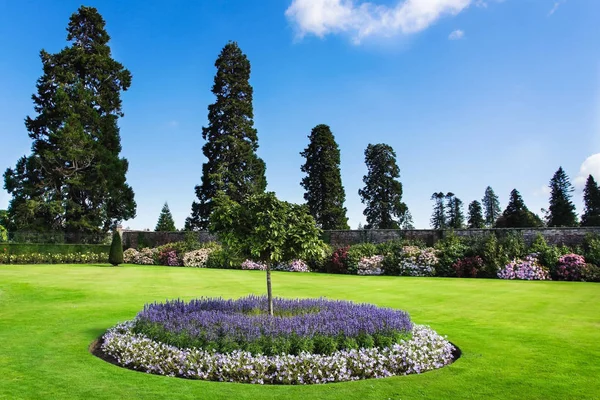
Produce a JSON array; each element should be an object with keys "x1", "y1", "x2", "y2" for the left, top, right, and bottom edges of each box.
[
  {"x1": 497, "y1": 254, "x2": 550, "y2": 280},
  {"x1": 210, "y1": 192, "x2": 324, "y2": 315},
  {"x1": 452, "y1": 256, "x2": 483, "y2": 278},
  {"x1": 555, "y1": 254, "x2": 586, "y2": 281},
  {"x1": 357, "y1": 255, "x2": 384, "y2": 275}
]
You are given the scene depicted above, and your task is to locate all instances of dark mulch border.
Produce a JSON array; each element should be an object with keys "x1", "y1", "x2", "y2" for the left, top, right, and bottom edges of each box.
[{"x1": 90, "y1": 334, "x2": 462, "y2": 382}]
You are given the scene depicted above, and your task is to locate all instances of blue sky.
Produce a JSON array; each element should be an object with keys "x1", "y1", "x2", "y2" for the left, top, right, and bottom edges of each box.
[{"x1": 1, "y1": 0, "x2": 599, "y2": 230}]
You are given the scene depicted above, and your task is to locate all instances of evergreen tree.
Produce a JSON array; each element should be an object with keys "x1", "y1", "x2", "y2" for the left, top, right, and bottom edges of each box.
[
  {"x1": 546, "y1": 167, "x2": 578, "y2": 227},
  {"x1": 358, "y1": 144, "x2": 408, "y2": 229},
  {"x1": 108, "y1": 231, "x2": 123, "y2": 266},
  {"x1": 445, "y1": 193, "x2": 465, "y2": 229},
  {"x1": 300, "y1": 124, "x2": 349, "y2": 229},
  {"x1": 495, "y1": 189, "x2": 543, "y2": 228},
  {"x1": 155, "y1": 202, "x2": 176, "y2": 231},
  {"x1": 430, "y1": 192, "x2": 446, "y2": 229},
  {"x1": 467, "y1": 200, "x2": 485, "y2": 228},
  {"x1": 581, "y1": 175, "x2": 600, "y2": 226},
  {"x1": 400, "y1": 210, "x2": 415, "y2": 230},
  {"x1": 482, "y1": 186, "x2": 501, "y2": 227},
  {"x1": 186, "y1": 42, "x2": 266, "y2": 231},
  {"x1": 3, "y1": 6, "x2": 135, "y2": 236}
]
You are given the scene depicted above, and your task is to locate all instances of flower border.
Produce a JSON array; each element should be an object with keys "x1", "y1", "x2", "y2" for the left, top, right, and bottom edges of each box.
[{"x1": 99, "y1": 321, "x2": 457, "y2": 385}]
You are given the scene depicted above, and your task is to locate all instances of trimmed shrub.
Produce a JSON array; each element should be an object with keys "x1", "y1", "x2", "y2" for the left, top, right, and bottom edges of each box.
[{"x1": 109, "y1": 232, "x2": 123, "y2": 266}]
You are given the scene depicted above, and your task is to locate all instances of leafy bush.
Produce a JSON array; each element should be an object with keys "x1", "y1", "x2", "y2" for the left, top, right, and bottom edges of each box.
[
  {"x1": 357, "y1": 255, "x2": 384, "y2": 275},
  {"x1": 157, "y1": 248, "x2": 179, "y2": 266},
  {"x1": 182, "y1": 248, "x2": 215, "y2": 268},
  {"x1": 452, "y1": 256, "x2": 484, "y2": 278},
  {"x1": 330, "y1": 246, "x2": 350, "y2": 274},
  {"x1": 499, "y1": 231, "x2": 526, "y2": 260},
  {"x1": 582, "y1": 264, "x2": 600, "y2": 282},
  {"x1": 583, "y1": 235, "x2": 600, "y2": 267},
  {"x1": 434, "y1": 233, "x2": 468, "y2": 277},
  {"x1": 205, "y1": 247, "x2": 242, "y2": 269},
  {"x1": 346, "y1": 243, "x2": 379, "y2": 274},
  {"x1": 0, "y1": 225, "x2": 7, "y2": 242},
  {"x1": 555, "y1": 254, "x2": 586, "y2": 281},
  {"x1": 497, "y1": 254, "x2": 550, "y2": 280}
]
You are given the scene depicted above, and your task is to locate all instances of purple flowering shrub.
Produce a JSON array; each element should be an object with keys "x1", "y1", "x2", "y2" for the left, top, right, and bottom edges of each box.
[
  {"x1": 132, "y1": 296, "x2": 413, "y2": 356},
  {"x1": 158, "y1": 249, "x2": 180, "y2": 266},
  {"x1": 102, "y1": 322, "x2": 455, "y2": 384},
  {"x1": 497, "y1": 254, "x2": 550, "y2": 280},
  {"x1": 330, "y1": 246, "x2": 350, "y2": 274},
  {"x1": 555, "y1": 254, "x2": 586, "y2": 281},
  {"x1": 285, "y1": 259, "x2": 310, "y2": 272}
]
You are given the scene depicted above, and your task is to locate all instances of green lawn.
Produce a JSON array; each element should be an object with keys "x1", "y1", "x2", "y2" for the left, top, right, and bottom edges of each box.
[{"x1": 0, "y1": 265, "x2": 598, "y2": 400}]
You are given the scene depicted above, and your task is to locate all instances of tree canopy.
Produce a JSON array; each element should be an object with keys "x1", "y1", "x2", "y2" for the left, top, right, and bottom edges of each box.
[
  {"x1": 546, "y1": 167, "x2": 578, "y2": 227},
  {"x1": 467, "y1": 200, "x2": 485, "y2": 228},
  {"x1": 482, "y1": 186, "x2": 501, "y2": 227},
  {"x1": 581, "y1": 175, "x2": 600, "y2": 227},
  {"x1": 155, "y1": 203, "x2": 176, "y2": 231},
  {"x1": 495, "y1": 189, "x2": 543, "y2": 228}
]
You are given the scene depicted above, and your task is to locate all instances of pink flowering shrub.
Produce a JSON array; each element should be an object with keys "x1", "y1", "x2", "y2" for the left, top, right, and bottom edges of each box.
[
  {"x1": 158, "y1": 249, "x2": 179, "y2": 266},
  {"x1": 286, "y1": 259, "x2": 310, "y2": 272},
  {"x1": 555, "y1": 254, "x2": 586, "y2": 281},
  {"x1": 497, "y1": 254, "x2": 550, "y2": 280}
]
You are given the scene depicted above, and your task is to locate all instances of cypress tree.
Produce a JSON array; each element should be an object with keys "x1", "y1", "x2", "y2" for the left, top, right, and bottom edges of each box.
[
  {"x1": 186, "y1": 41, "x2": 266, "y2": 231},
  {"x1": 430, "y1": 192, "x2": 446, "y2": 229},
  {"x1": 155, "y1": 202, "x2": 176, "y2": 231},
  {"x1": 300, "y1": 124, "x2": 349, "y2": 230},
  {"x1": 467, "y1": 200, "x2": 485, "y2": 228},
  {"x1": 358, "y1": 144, "x2": 409, "y2": 229},
  {"x1": 495, "y1": 189, "x2": 543, "y2": 228},
  {"x1": 581, "y1": 175, "x2": 600, "y2": 226},
  {"x1": 109, "y1": 231, "x2": 123, "y2": 266},
  {"x1": 482, "y1": 186, "x2": 501, "y2": 227},
  {"x1": 547, "y1": 167, "x2": 578, "y2": 227},
  {"x1": 3, "y1": 6, "x2": 135, "y2": 236}
]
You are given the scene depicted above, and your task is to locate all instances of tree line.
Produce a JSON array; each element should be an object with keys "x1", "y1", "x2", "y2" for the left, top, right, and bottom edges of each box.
[{"x1": 2, "y1": 7, "x2": 600, "y2": 237}]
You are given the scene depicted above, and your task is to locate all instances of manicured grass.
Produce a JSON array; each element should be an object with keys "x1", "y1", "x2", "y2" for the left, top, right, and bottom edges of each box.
[{"x1": 0, "y1": 265, "x2": 599, "y2": 400}]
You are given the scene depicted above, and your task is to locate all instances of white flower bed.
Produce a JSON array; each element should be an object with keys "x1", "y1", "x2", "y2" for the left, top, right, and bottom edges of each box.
[
  {"x1": 101, "y1": 322, "x2": 455, "y2": 385},
  {"x1": 182, "y1": 248, "x2": 214, "y2": 268}
]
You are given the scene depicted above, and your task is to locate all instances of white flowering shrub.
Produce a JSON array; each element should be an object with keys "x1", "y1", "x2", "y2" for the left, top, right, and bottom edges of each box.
[
  {"x1": 357, "y1": 255, "x2": 384, "y2": 275},
  {"x1": 183, "y1": 248, "x2": 214, "y2": 268},
  {"x1": 101, "y1": 322, "x2": 455, "y2": 384}
]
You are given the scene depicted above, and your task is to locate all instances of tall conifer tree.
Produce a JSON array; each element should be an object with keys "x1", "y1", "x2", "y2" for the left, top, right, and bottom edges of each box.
[
  {"x1": 155, "y1": 203, "x2": 176, "y2": 231},
  {"x1": 3, "y1": 6, "x2": 135, "y2": 236},
  {"x1": 300, "y1": 124, "x2": 349, "y2": 230},
  {"x1": 482, "y1": 186, "x2": 501, "y2": 227},
  {"x1": 495, "y1": 189, "x2": 543, "y2": 228},
  {"x1": 581, "y1": 175, "x2": 600, "y2": 226},
  {"x1": 186, "y1": 42, "x2": 266, "y2": 230},
  {"x1": 358, "y1": 144, "x2": 409, "y2": 229},
  {"x1": 430, "y1": 192, "x2": 446, "y2": 229},
  {"x1": 546, "y1": 167, "x2": 578, "y2": 227},
  {"x1": 467, "y1": 200, "x2": 485, "y2": 228}
]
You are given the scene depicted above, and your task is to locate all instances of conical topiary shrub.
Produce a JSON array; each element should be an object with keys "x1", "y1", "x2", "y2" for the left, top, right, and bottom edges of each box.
[{"x1": 109, "y1": 231, "x2": 123, "y2": 266}]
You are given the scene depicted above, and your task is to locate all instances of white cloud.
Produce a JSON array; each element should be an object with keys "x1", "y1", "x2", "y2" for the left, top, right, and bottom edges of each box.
[
  {"x1": 448, "y1": 29, "x2": 464, "y2": 40},
  {"x1": 285, "y1": 0, "x2": 492, "y2": 43},
  {"x1": 574, "y1": 153, "x2": 600, "y2": 188},
  {"x1": 534, "y1": 185, "x2": 551, "y2": 197}
]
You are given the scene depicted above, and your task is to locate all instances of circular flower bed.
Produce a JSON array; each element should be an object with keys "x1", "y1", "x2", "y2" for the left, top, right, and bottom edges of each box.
[{"x1": 99, "y1": 296, "x2": 456, "y2": 384}]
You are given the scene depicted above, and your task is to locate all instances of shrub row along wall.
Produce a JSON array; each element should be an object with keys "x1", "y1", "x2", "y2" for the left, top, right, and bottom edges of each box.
[
  {"x1": 2, "y1": 243, "x2": 110, "y2": 255},
  {"x1": 122, "y1": 227, "x2": 600, "y2": 250}
]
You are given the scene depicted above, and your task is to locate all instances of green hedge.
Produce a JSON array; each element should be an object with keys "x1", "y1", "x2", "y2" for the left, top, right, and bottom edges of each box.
[{"x1": 1, "y1": 243, "x2": 110, "y2": 255}]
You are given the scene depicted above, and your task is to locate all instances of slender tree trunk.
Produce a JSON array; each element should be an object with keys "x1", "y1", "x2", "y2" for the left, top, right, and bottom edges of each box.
[{"x1": 266, "y1": 264, "x2": 273, "y2": 316}]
